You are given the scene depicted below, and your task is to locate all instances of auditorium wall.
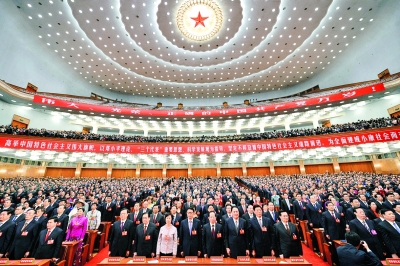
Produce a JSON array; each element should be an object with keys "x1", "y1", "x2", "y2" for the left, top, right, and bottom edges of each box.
[{"x1": 0, "y1": 1, "x2": 399, "y2": 106}]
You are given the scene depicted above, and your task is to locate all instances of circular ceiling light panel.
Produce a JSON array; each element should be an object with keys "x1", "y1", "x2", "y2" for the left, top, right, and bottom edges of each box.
[{"x1": 176, "y1": 0, "x2": 223, "y2": 41}]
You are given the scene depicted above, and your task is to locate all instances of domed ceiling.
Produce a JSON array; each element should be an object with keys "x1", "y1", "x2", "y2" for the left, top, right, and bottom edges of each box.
[{"x1": 13, "y1": 0, "x2": 384, "y2": 99}]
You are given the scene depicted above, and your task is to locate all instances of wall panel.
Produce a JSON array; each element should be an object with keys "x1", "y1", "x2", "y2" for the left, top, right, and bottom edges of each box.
[
  {"x1": 192, "y1": 168, "x2": 217, "y2": 177},
  {"x1": 80, "y1": 168, "x2": 107, "y2": 177},
  {"x1": 111, "y1": 169, "x2": 136, "y2": 178},
  {"x1": 140, "y1": 169, "x2": 163, "y2": 177},
  {"x1": 247, "y1": 167, "x2": 271, "y2": 176},
  {"x1": 305, "y1": 164, "x2": 334, "y2": 174},
  {"x1": 274, "y1": 166, "x2": 300, "y2": 175},
  {"x1": 46, "y1": 167, "x2": 76, "y2": 177},
  {"x1": 220, "y1": 168, "x2": 242, "y2": 177},
  {"x1": 0, "y1": 164, "x2": 45, "y2": 178},
  {"x1": 166, "y1": 169, "x2": 188, "y2": 178},
  {"x1": 339, "y1": 161, "x2": 374, "y2": 173}
]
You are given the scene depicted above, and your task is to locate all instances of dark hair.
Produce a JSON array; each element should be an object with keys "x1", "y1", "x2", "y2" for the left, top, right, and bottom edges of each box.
[
  {"x1": 48, "y1": 216, "x2": 59, "y2": 223},
  {"x1": 142, "y1": 212, "x2": 149, "y2": 218},
  {"x1": 186, "y1": 207, "x2": 195, "y2": 213},
  {"x1": 208, "y1": 211, "x2": 216, "y2": 217},
  {"x1": 393, "y1": 203, "x2": 400, "y2": 208},
  {"x1": 77, "y1": 207, "x2": 85, "y2": 212},
  {"x1": 120, "y1": 208, "x2": 129, "y2": 214},
  {"x1": 231, "y1": 206, "x2": 239, "y2": 212},
  {"x1": 36, "y1": 207, "x2": 45, "y2": 212},
  {"x1": 1, "y1": 209, "x2": 12, "y2": 215},
  {"x1": 164, "y1": 212, "x2": 172, "y2": 220},
  {"x1": 379, "y1": 208, "x2": 389, "y2": 215},
  {"x1": 253, "y1": 204, "x2": 262, "y2": 211},
  {"x1": 278, "y1": 210, "x2": 288, "y2": 217},
  {"x1": 345, "y1": 231, "x2": 361, "y2": 246},
  {"x1": 91, "y1": 203, "x2": 97, "y2": 207},
  {"x1": 326, "y1": 201, "x2": 334, "y2": 207},
  {"x1": 350, "y1": 198, "x2": 359, "y2": 203},
  {"x1": 353, "y1": 207, "x2": 364, "y2": 214}
]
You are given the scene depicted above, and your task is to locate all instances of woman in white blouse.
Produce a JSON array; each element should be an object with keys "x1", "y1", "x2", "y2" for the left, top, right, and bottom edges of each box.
[{"x1": 156, "y1": 213, "x2": 178, "y2": 257}]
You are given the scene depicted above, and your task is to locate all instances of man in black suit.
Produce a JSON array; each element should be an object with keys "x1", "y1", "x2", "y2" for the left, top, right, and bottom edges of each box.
[
  {"x1": 249, "y1": 205, "x2": 274, "y2": 258},
  {"x1": 33, "y1": 217, "x2": 64, "y2": 261},
  {"x1": 322, "y1": 201, "x2": 345, "y2": 241},
  {"x1": 376, "y1": 209, "x2": 400, "y2": 258},
  {"x1": 349, "y1": 207, "x2": 384, "y2": 260},
  {"x1": 0, "y1": 210, "x2": 15, "y2": 258},
  {"x1": 179, "y1": 207, "x2": 202, "y2": 257},
  {"x1": 272, "y1": 211, "x2": 302, "y2": 258},
  {"x1": 138, "y1": 201, "x2": 152, "y2": 220},
  {"x1": 150, "y1": 205, "x2": 165, "y2": 234},
  {"x1": 202, "y1": 204, "x2": 220, "y2": 225},
  {"x1": 10, "y1": 204, "x2": 25, "y2": 224},
  {"x1": 238, "y1": 198, "x2": 248, "y2": 217},
  {"x1": 54, "y1": 205, "x2": 69, "y2": 232},
  {"x1": 306, "y1": 195, "x2": 323, "y2": 229},
  {"x1": 293, "y1": 194, "x2": 305, "y2": 221},
  {"x1": 393, "y1": 203, "x2": 400, "y2": 222},
  {"x1": 241, "y1": 205, "x2": 255, "y2": 223},
  {"x1": 1, "y1": 199, "x2": 14, "y2": 215},
  {"x1": 263, "y1": 202, "x2": 279, "y2": 224},
  {"x1": 224, "y1": 206, "x2": 249, "y2": 258},
  {"x1": 202, "y1": 211, "x2": 224, "y2": 257},
  {"x1": 8, "y1": 209, "x2": 39, "y2": 259},
  {"x1": 279, "y1": 193, "x2": 293, "y2": 214},
  {"x1": 101, "y1": 195, "x2": 116, "y2": 222},
  {"x1": 109, "y1": 209, "x2": 134, "y2": 257},
  {"x1": 34, "y1": 207, "x2": 48, "y2": 232},
  {"x1": 128, "y1": 202, "x2": 142, "y2": 237},
  {"x1": 337, "y1": 231, "x2": 382, "y2": 266},
  {"x1": 382, "y1": 192, "x2": 396, "y2": 211},
  {"x1": 196, "y1": 198, "x2": 207, "y2": 222},
  {"x1": 133, "y1": 212, "x2": 157, "y2": 258},
  {"x1": 346, "y1": 198, "x2": 360, "y2": 223}
]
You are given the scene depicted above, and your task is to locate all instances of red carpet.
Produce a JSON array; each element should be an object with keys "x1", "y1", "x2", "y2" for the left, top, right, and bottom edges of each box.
[
  {"x1": 85, "y1": 244, "x2": 328, "y2": 265},
  {"x1": 301, "y1": 243, "x2": 330, "y2": 266},
  {"x1": 84, "y1": 245, "x2": 109, "y2": 266}
]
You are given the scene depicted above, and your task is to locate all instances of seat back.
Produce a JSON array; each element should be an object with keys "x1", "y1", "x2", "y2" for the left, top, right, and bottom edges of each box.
[{"x1": 57, "y1": 245, "x2": 68, "y2": 261}]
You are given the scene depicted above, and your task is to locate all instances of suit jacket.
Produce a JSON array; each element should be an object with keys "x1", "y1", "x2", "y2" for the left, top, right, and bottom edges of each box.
[
  {"x1": 272, "y1": 222, "x2": 302, "y2": 258},
  {"x1": 248, "y1": 216, "x2": 274, "y2": 257},
  {"x1": 33, "y1": 227, "x2": 64, "y2": 259},
  {"x1": 349, "y1": 219, "x2": 384, "y2": 259},
  {"x1": 322, "y1": 211, "x2": 345, "y2": 240},
  {"x1": 150, "y1": 213, "x2": 165, "y2": 232},
  {"x1": 280, "y1": 199, "x2": 293, "y2": 214},
  {"x1": 138, "y1": 208, "x2": 152, "y2": 221},
  {"x1": 0, "y1": 220, "x2": 15, "y2": 254},
  {"x1": 128, "y1": 211, "x2": 142, "y2": 238},
  {"x1": 9, "y1": 220, "x2": 40, "y2": 259},
  {"x1": 241, "y1": 213, "x2": 255, "y2": 224},
  {"x1": 223, "y1": 218, "x2": 249, "y2": 258},
  {"x1": 202, "y1": 223, "x2": 224, "y2": 257},
  {"x1": 179, "y1": 218, "x2": 202, "y2": 256},
  {"x1": 35, "y1": 216, "x2": 48, "y2": 232},
  {"x1": 376, "y1": 220, "x2": 400, "y2": 256},
  {"x1": 43, "y1": 206, "x2": 54, "y2": 219},
  {"x1": 109, "y1": 220, "x2": 134, "y2": 257},
  {"x1": 133, "y1": 223, "x2": 158, "y2": 257},
  {"x1": 395, "y1": 212, "x2": 400, "y2": 222},
  {"x1": 196, "y1": 205, "x2": 207, "y2": 221},
  {"x1": 171, "y1": 214, "x2": 182, "y2": 237},
  {"x1": 293, "y1": 200, "x2": 306, "y2": 220},
  {"x1": 202, "y1": 213, "x2": 221, "y2": 225},
  {"x1": 305, "y1": 202, "x2": 323, "y2": 228},
  {"x1": 263, "y1": 211, "x2": 279, "y2": 224},
  {"x1": 337, "y1": 244, "x2": 382, "y2": 266},
  {"x1": 101, "y1": 202, "x2": 116, "y2": 222},
  {"x1": 382, "y1": 200, "x2": 395, "y2": 211},
  {"x1": 56, "y1": 214, "x2": 69, "y2": 232},
  {"x1": 11, "y1": 214, "x2": 25, "y2": 225},
  {"x1": 238, "y1": 205, "x2": 247, "y2": 217}
]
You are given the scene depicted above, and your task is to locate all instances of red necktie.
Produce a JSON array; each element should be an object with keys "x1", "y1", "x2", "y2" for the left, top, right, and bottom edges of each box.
[
  {"x1": 134, "y1": 213, "x2": 137, "y2": 222},
  {"x1": 45, "y1": 230, "x2": 51, "y2": 241}
]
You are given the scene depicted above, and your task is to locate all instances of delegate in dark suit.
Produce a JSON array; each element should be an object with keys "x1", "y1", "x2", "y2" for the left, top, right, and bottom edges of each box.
[
  {"x1": 223, "y1": 218, "x2": 249, "y2": 258},
  {"x1": 9, "y1": 220, "x2": 40, "y2": 259},
  {"x1": 101, "y1": 202, "x2": 116, "y2": 222},
  {"x1": 55, "y1": 214, "x2": 69, "y2": 233},
  {"x1": 273, "y1": 221, "x2": 302, "y2": 258},
  {"x1": 202, "y1": 223, "x2": 224, "y2": 257},
  {"x1": 33, "y1": 227, "x2": 64, "y2": 259},
  {"x1": 322, "y1": 211, "x2": 345, "y2": 240},
  {"x1": 0, "y1": 220, "x2": 15, "y2": 256},
  {"x1": 248, "y1": 216, "x2": 274, "y2": 257},
  {"x1": 337, "y1": 244, "x2": 382, "y2": 266},
  {"x1": 293, "y1": 200, "x2": 305, "y2": 221},
  {"x1": 376, "y1": 220, "x2": 400, "y2": 256},
  {"x1": 109, "y1": 219, "x2": 134, "y2": 257},
  {"x1": 305, "y1": 202, "x2": 323, "y2": 228},
  {"x1": 133, "y1": 222, "x2": 158, "y2": 257},
  {"x1": 349, "y1": 219, "x2": 384, "y2": 259},
  {"x1": 179, "y1": 218, "x2": 202, "y2": 256},
  {"x1": 263, "y1": 210, "x2": 279, "y2": 224}
]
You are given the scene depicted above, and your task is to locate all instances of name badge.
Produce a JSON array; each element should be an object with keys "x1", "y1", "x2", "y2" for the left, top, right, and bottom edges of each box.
[
  {"x1": 56, "y1": 222, "x2": 61, "y2": 226},
  {"x1": 145, "y1": 235, "x2": 151, "y2": 240},
  {"x1": 292, "y1": 233, "x2": 297, "y2": 240},
  {"x1": 107, "y1": 208, "x2": 112, "y2": 211},
  {"x1": 156, "y1": 222, "x2": 160, "y2": 226},
  {"x1": 0, "y1": 232, "x2": 2, "y2": 237},
  {"x1": 175, "y1": 221, "x2": 179, "y2": 226},
  {"x1": 43, "y1": 214, "x2": 47, "y2": 217},
  {"x1": 318, "y1": 210, "x2": 322, "y2": 213},
  {"x1": 197, "y1": 212, "x2": 200, "y2": 215},
  {"x1": 47, "y1": 239, "x2": 54, "y2": 244},
  {"x1": 336, "y1": 218, "x2": 341, "y2": 223},
  {"x1": 192, "y1": 230, "x2": 197, "y2": 235},
  {"x1": 122, "y1": 231, "x2": 127, "y2": 236},
  {"x1": 262, "y1": 226, "x2": 267, "y2": 232},
  {"x1": 217, "y1": 233, "x2": 222, "y2": 238},
  {"x1": 340, "y1": 213, "x2": 344, "y2": 216},
  {"x1": 22, "y1": 231, "x2": 28, "y2": 236},
  {"x1": 371, "y1": 229, "x2": 377, "y2": 235},
  {"x1": 136, "y1": 221, "x2": 140, "y2": 225},
  {"x1": 239, "y1": 229, "x2": 245, "y2": 235}
]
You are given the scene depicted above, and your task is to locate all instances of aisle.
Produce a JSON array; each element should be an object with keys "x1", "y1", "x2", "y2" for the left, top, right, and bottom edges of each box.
[
  {"x1": 85, "y1": 243, "x2": 328, "y2": 266},
  {"x1": 84, "y1": 245, "x2": 108, "y2": 266}
]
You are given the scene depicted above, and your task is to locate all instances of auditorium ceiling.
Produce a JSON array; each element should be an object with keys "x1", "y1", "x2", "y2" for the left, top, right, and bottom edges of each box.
[{"x1": 11, "y1": 0, "x2": 389, "y2": 100}]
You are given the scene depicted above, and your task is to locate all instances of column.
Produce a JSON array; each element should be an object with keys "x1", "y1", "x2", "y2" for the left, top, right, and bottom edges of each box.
[
  {"x1": 188, "y1": 164, "x2": 192, "y2": 177},
  {"x1": 213, "y1": 129, "x2": 219, "y2": 136},
  {"x1": 284, "y1": 123, "x2": 290, "y2": 131},
  {"x1": 136, "y1": 164, "x2": 140, "y2": 178},
  {"x1": 143, "y1": 128, "x2": 148, "y2": 137},
  {"x1": 259, "y1": 126, "x2": 264, "y2": 133},
  {"x1": 75, "y1": 163, "x2": 82, "y2": 178},
  {"x1": 269, "y1": 161, "x2": 275, "y2": 175},
  {"x1": 332, "y1": 157, "x2": 340, "y2": 173},
  {"x1": 242, "y1": 162, "x2": 247, "y2": 176},
  {"x1": 299, "y1": 160, "x2": 306, "y2": 174},
  {"x1": 107, "y1": 164, "x2": 112, "y2": 178},
  {"x1": 162, "y1": 164, "x2": 167, "y2": 178},
  {"x1": 236, "y1": 128, "x2": 241, "y2": 134},
  {"x1": 216, "y1": 163, "x2": 221, "y2": 177},
  {"x1": 166, "y1": 129, "x2": 171, "y2": 137},
  {"x1": 119, "y1": 128, "x2": 124, "y2": 135},
  {"x1": 188, "y1": 129, "x2": 193, "y2": 137},
  {"x1": 92, "y1": 126, "x2": 98, "y2": 134},
  {"x1": 313, "y1": 119, "x2": 319, "y2": 129}
]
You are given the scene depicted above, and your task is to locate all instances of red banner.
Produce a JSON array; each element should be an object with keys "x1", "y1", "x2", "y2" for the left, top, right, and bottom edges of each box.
[
  {"x1": 32, "y1": 83, "x2": 385, "y2": 117},
  {"x1": 0, "y1": 128, "x2": 398, "y2": 154}
]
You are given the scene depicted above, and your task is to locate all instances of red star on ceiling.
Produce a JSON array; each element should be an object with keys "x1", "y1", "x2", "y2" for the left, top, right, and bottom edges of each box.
[{"x1": 191, "y1": 11, "x2": 208, "y2": 28}]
